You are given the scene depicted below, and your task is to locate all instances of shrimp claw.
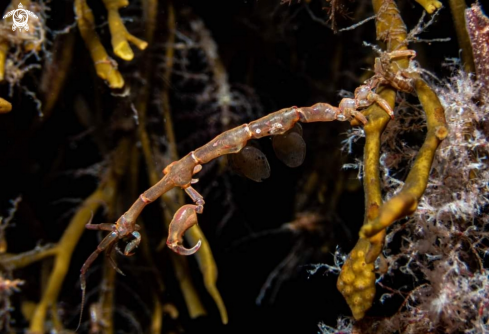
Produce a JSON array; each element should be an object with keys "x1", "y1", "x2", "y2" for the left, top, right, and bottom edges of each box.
[{"x1": 167, "y1": 204, "x2": 202, "y2": 255}]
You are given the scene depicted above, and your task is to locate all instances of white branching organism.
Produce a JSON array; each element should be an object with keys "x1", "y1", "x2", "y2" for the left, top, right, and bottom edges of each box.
[
  {"x1": 0, "y1": 196, "x2": 24, "y2": 331},
  {"x1": 365, "y1": 61, "x2": 489, "y2": 333},
  {"x1": 0, "y1": 1, "x2": 50, "y2": 115}
]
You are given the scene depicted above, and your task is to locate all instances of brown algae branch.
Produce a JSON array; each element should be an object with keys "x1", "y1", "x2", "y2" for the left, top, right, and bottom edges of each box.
[
  {"x1": 336, "y1": 92, "x2": 395, "y2": 320},
  {"x1": 448, "y1": 0, "x2": 475, "y2": 73},
  {"x1": 29, "y1": 141, "x2": 128, "y2": 333},
  {"x1": 161, "y1": 2, "x2": 179, "y2": 162},
  {"x1": 336, "y1": 86, "x2": 396, "y2": 320},
  {"x1": 151, "y1": 297, "x2": 163, "y2": 334},
  {"x1": 30, "y1": 187, "x2": 113, "y2": 333},
  {"x1": 365, "y1": 0, "x2": 410, "y2": 253},
  {"x1": 0, "y1": 97, "x2": 12, "y2": 113},
  {"x1": 101, "y1": 0, "x2": 148, "y2": 61},
  {"x1": 74, "y1": 0, "x2": 124, "y2": 88},
  {"x1": 336, "y1": 0, "x2": 411, "y2": 320},
  {"x1": 98, "y1": 256, "x2": 117, "y2": 334},
  {"x1": 338, "y1": 78, "x2": 447, "y2": 322},
  {"x1": 415, "y1": 0, "x2": 442, "y2": 14},
  {"x1": 336, "y1": 0, "x2": 447, "y2": 321},
  {"x1": 360, "y1": 78, "x2": 448, "y2": 241},
  {"x1": 132, "y1": 1, "x2": 207, "y2": 321},
  {"x1": 40, "y1": 33, "x2": 75, "y2": 118},
  {"x1": 159, "y1": 3, "x2": 226, "y2": 323},
  {"x1": 0, "y1": 40, "x2": 7, "y2": 82},
  {"x1": 0, "y1": 245, "x2": 58, "y2": 270},
  {"x1": 185, "y1": 222, "x2": 228, "y2": 324},
  {"x1": 171, "y1": 251, "x2": 207, "y2": 319},
  {"x1": 142, "y1": 0, "x2": 157, "y2": 42}
]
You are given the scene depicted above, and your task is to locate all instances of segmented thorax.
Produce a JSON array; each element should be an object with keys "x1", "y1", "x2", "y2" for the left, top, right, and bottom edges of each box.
[{"x1": 378, "y1": 54, "x2": 415, "y2": 93}]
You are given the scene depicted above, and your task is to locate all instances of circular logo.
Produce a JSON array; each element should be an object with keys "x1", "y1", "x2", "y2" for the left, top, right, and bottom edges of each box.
[
  {"x1": 2, "y1": 3, "x2": 38, "y2": 32},
  {"x1": 13, "y1": 9, "x2": 29, "y2": 31}
]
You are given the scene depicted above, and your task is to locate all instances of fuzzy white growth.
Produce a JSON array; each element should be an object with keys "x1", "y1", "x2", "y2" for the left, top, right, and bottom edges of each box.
[{"x1": 327, "y1": 60, "x2": 489, "y2": 333}]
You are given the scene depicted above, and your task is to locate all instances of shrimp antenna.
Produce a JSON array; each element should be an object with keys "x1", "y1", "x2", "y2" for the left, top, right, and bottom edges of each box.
[{"x1": 75, "y1": 212, "x2": 94, "y2": 332}]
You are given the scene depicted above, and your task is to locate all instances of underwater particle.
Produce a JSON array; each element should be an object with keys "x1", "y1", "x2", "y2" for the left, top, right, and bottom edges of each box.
[{"x1": 465, "y1": 3, "x2": 489, "y2": 99}]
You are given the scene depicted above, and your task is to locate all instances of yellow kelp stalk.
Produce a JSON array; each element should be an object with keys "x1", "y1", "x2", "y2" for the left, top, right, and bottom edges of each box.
[
  {"x1": 102, "y1": 0, "x2": 148, "y2": 61},
  {"x1": 75, "y1": 0, "x2": 124, "y2": 88},
  {"x1": 162, "y1": 8, "x2": 229, "y2": 323},
  {"x1": 336, "y1": 0, "x2": 447, "y2": 320},
  {"x1": 136, "y1": 2, "x2": 228, "y2": 323},
  {"x1": 415, "y1": 0, "x2": 442, "y2": 14},
  {"x1": 0, "y1": 98, "x2": 12, "y2": 113},
  {"x1": 0, "y1": 41, "x2": 8, "y2": 82},
  {"x1": 26, "y1": 140, "x2": 130, "y2": 333},
  {"x1": 75, "y1": 0, "x2": 147, "y2": 87}
]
